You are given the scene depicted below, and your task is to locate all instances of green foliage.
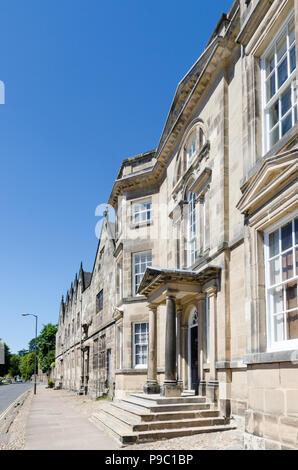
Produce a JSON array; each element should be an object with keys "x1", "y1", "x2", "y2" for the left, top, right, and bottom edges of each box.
[
  {"x1": 37, "y1": 324, "x2": 58, "y2": 374},
  {"x1": 28, "y1": 338, "x2": 39, "y2": 353},
  {"x1": 18, "y1": 349, "x2": 29, "y2": 357},
  {"x1": 8, "y1": 354, "x2": 21, "y2": 377},
  {"x1": 19, "y1": 352, "x2": 36, "y2": 381},
  {"x1": 48, "y1": 380, "x2": 54, "y2": 388}
]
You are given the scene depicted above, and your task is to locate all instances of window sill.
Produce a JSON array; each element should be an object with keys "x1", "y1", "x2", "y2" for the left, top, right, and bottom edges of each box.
[
  {"x1": 243, "y1": 349, "x2": 298, "y2": 365},
  {"x1": 130, "y1": 220, "x2": 153, "y2": 230}
]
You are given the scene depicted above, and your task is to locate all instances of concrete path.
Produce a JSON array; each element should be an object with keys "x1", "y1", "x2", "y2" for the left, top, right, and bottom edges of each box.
[{"x1": 24, "y1": 386, "x2": 118, "y2": 450}]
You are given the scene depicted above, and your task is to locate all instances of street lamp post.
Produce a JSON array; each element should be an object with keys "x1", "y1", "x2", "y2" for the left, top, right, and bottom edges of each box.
[{"x1": 21, "y1": 313, "x2": 38, "y2": 394}]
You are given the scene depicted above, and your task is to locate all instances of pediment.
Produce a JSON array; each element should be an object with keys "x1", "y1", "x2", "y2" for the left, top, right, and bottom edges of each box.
[{"x1": 237, "y1": 150, "x2": 298, "y2": 216}]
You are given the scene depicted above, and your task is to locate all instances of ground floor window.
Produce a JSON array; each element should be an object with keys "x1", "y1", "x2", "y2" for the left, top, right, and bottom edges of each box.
[
  {"x1": 133, "y1": 322, "x2": 149, "y2": 368},
  {"x1": 265, "y1": 214, "x2": 298, "y2": 350}
]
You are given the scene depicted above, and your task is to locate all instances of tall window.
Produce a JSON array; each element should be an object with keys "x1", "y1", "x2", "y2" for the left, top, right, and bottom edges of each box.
[
  {"x1": 262, "y1": 13, "x2": 297, "y2": 152},
  {"x1": 133, "y1": 322, "x2": 149, "y2": 368},
  {"x1": 265, "y1": 215, "x2": 298, "y2": 350},
  {"x1": 133, "y1": 251, "x2": 152, "y2": 295},
  {"x1": 132, "y1": 199, "x2": 152, "y2": 224},
  {"x1": 188, "y1": 191, "x2": 197, "y2": 266},
  {"x1": 186, "y1": 132, "x2": 197, "y2": 167},
  {"x1": 97, "y1": 290, "x2": 103, "y2": 312},
  {"x1": 116, "y1": 260, "x2": 123, "y2": 302}
]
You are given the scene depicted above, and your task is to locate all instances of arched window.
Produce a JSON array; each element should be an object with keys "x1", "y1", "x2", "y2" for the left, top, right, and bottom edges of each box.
[
  {"x1": 187, "y1": 191, "x2": 197, "y2": 266},
  {"x1": 186, "y1": 132, "x2": 197, "y2": 168}
]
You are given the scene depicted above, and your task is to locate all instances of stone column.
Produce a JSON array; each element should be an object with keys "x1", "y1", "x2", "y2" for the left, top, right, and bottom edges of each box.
[
  {"x1": 144, "y1": 304, "x2": 160, "y2": 394},
  {"x1": 161, "y1": 295, "x2": 182, "y2": 397},
  {"x1": 206, "y1": 286, "x2": 218, "y2": 403},
  {"x1": 176, "y1": 304, "x2": 183, "y2": 388}
]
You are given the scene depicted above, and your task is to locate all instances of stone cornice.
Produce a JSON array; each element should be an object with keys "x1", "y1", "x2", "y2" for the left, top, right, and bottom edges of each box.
[
  {"x1": 237, "y1": 149, "x2": 298, "y2": 216},
  {"x1": 236, "y1": 0, "x2": 275, "y2": 47}
]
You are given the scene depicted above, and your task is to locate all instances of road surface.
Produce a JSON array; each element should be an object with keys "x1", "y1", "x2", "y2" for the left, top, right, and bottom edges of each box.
[{"x1": 0, "y1": 383, "x2": 33, "y2": 415}]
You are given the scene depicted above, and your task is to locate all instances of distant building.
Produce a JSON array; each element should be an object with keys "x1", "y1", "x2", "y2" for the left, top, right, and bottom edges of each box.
[{"x1": 55, "y1": 0, "x2": 298, "y2": 449}]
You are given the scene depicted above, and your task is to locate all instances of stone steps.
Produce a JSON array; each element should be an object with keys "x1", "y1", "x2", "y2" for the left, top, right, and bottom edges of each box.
[
  {"x1": 90, "y1": 410, "x2": 235, "y2": 446},
  {"x1": 120, "y1": 396, "x2": 210, "y2": 413},
  {"x1": 112, "y1": 400, "x2": 219, "y2": 422},
  {"x1": 90, "y1": 393, "x2": 236, "y2": 446}
]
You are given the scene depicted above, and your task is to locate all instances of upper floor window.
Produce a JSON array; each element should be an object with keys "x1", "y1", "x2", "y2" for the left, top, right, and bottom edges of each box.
[
  {"x1": 188, "y1": 191, "x2": 197, "y2": 266},
  {"x1": 265, "y1": 215, "x2": 298, "y2": 351},
  {"x1": 186, "y1": 132, "x2": 197, "y2": 167},
  {"x1": 133, "y1": 251, "x2": 152, "y2": 295},
  {"x1": 262, "y1": 13, "x2": 297, "y2": 152},
  {"x1": 97, "y1": 290, "x2": 103, "y2": 312},
  {"x1": 132, "y1": 199, "x2": 152, "y2": 224}
]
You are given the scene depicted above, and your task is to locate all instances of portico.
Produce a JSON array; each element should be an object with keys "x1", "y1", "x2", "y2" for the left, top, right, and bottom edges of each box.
[{"x1": 138, "y1": 266, "x2": 220, "y2": 398}]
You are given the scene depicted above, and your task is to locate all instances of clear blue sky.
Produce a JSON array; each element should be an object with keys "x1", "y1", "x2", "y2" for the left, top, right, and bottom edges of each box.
[{"x1": 0, "y1": 0, "x2": 233, "y2": 354}]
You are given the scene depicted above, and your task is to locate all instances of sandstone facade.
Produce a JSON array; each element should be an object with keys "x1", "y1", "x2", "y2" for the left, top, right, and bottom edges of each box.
[{"x1": 55, "y1": 0, "x2": 298, "y2": 449}]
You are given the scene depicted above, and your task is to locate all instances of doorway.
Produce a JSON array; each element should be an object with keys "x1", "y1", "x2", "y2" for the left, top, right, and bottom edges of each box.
[{"x1": 188, "y1": 308, "x2": 199, "y2": 390}]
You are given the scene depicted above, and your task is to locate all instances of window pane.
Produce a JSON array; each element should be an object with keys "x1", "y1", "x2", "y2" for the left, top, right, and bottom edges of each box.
[
  {"x1": 277, "y1": 32, "x2": 287, "y2": 62},
  {"x1": 295, "y1": 219, "x2": 298, "y2": 244},
  {"x1": 281, "y1": 222, "x2": 293, "y2": 251},
  {"x1": 269, "y1": 101, "x2": 279, "y2": 128},
  {"x1": 281, "y1": 87, "x2": 291, "y2": 116},
  {"x1": 290, "y1": 45, "x2": 296, "y2": 73},
  {"x1": 267, "y1": 74, "x2": 276, "y2": 102},
  {"x1": 266, "y1": 50, "x2": 275, "y2": 77},
  {"x1": 289, "y1": 18, "x2": 295, "y2": 45},
  {"x1": 287, "y1": 310, "x2": 298, "y2": 340},
  {"x1": 286, "y1": 281, "x2": 297, "y2": 310},
  {"x1": 296, "y1": 247, "x2": 298, "y2": 276},
  {"x1": 278, "y1": 57, "x2": 288, "y2": 88},
  {"x1": 270, "y1": 257, "x2": 281, "y2": 285},
  {"x1": 269, "y1": 230, "x2": 279, "y2": 257},
  {"x1": 270, "y1": 286, "x2": 283, "y2": 314},
  {"x1": 282, "y1": 113, "x2": 292, "y2": 136},
  {"x1": 282, "y1": 251, "x2": 294, "y2": 281},
  {"x1": 269, "y1": 126, "x2": 279, "y2": 147},
  {"x1": 273, "y1": 314, "x2": 285, "y2": 342}
]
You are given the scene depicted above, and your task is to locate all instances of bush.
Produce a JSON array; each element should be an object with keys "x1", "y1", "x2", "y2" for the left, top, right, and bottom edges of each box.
[{"x1": 48, "y1": 380, "x2": 54, "y2": 388}]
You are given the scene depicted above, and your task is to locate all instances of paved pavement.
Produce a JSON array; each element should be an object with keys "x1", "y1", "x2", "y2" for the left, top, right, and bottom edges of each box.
[
  {"x1": 24, "y1": 385, "x2": 118, "y2": 450},
  {"x1": 0, "y1": 383, "x2": 33, "y2": 415}
]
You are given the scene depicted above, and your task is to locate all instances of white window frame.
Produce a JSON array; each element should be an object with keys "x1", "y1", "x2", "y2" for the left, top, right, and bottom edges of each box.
[
  {"x1": 133, "y1": 322, "x2": 149, "y2": 369},
  {"x1": 132, "y1": 198, "x2": 152, "y2": 224},
  {"x1": 264, "y1": 211, "x2": 298, "y2": 352},
  {"x1": 187, "y1": 191, "x2": 197, "y2": 266},
  {"x1": 132, "y1": 250, "x2": 152, "y2": 296},
  {"x1": 261, "y1": 11, "x2": 297, "y2": 154}
]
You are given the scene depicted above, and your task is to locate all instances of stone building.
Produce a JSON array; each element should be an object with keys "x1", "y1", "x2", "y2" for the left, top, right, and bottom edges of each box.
[{"x1": 55, "y1": 0, "x2": 298, "y2": 449}]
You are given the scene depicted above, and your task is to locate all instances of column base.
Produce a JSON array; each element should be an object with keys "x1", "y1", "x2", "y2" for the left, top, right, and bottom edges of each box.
[
  {"x1": 143, "y1": 382, "x2": 160, "y2": 394},
  {"x1": 161, "y1": 382, "x2": 183, "y2": 397},
  {"x1": 206, "y1": 380, "x2": 219, "y2": 403},
  {"x1": 198, "y1": 380, "x2": 207, "y2": 396}
]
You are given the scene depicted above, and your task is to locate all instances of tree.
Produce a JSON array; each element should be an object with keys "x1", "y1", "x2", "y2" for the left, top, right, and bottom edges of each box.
[
  {"x1": 18, "y1": 349, "x2": 29, "y2": 357},
  {"x1": 19, "y1": 352, "x2": 36, "y2": 381},
  {"x1": 37, "y1": 323, "x2": 58, "y2": 374},
  {"x1": 28, "y1": 338, "x2": 39, "y2": 353},
  {"x1": 8, "y1": 354, "x2": 21, "y2": 377}
]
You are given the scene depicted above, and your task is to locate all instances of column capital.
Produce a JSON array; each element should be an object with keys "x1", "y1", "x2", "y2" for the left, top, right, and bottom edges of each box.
[
  {"x1": 204, "y1": 286, "x2": 217, "y2": 297},
  {"x1": 166, "y1": 293, "x2": 176, "y2": 301},
  {"x1": 147, "y1": 303, "x2": 157, "y2": 314}
]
